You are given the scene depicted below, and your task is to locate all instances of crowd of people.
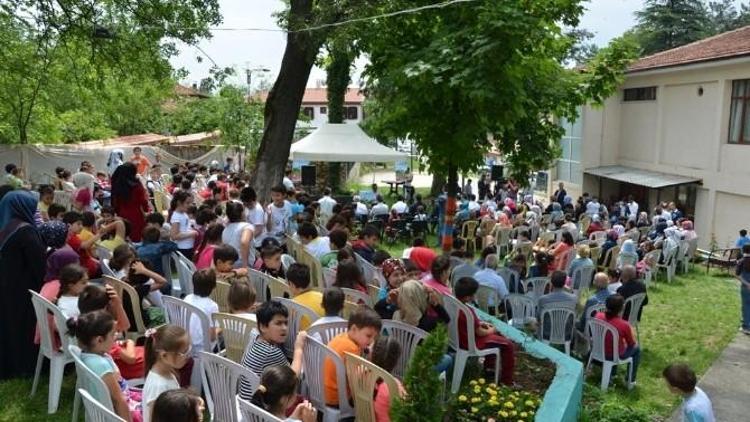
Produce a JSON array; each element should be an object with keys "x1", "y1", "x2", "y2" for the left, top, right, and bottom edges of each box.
[{"x1": 0, "y1": 156, "x2": 720, "y2": 421}]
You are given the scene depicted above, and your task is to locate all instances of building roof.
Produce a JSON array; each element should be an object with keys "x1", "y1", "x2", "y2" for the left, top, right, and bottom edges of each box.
[
  {"x1": 584, "y1": 165, "x2": 701, "y2": 189},
  {"x1": 628, "y1": 25, "x2": 750, "y2": 73},
  {"x1": 255, "y1": 87, "x2": 365, "y2": 104},
  {"x1": 174, "y1": 84, "x2": 210, "y2": 98}
]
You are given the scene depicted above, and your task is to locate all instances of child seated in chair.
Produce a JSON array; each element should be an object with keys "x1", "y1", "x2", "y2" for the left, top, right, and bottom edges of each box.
[
  {"x1": 213, "y1": 243, "x2": 248, "y2": 281},
  {"x1": 324, "y1": 307, "x2": 382, "y2": 407},
  {"x1": 371, "y1": 336, "x2": 406, "y2": 422},
  {"x1": 454, "y1": 277, "x2": 516, "y2": 386}
]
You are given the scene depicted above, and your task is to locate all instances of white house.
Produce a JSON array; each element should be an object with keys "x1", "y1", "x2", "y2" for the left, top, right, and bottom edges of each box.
[
  {"x1": 299, "y1": 87, "x2": 365, "y2": 128},
  {"x1": 542, "y1": 25, "x2": 750, "y2": 248}
]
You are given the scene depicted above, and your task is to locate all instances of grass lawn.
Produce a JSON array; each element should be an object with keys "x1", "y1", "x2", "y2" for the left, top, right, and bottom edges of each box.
[
  {"x1": 0, "y1": 371, "x2": 77, "y2": 422},
  {"x1": 580, "y1": 268, "x2": 740, "y2": 421}
]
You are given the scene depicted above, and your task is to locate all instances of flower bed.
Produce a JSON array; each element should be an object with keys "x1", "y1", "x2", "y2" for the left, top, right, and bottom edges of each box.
[{"x1": 453, "y1": 377, "x2": 542, "y2": 421}]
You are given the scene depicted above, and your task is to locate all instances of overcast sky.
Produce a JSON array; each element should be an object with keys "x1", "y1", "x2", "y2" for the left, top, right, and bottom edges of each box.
[{"x1": 168, "y1": 0, "x2": 646, "y2": 88}]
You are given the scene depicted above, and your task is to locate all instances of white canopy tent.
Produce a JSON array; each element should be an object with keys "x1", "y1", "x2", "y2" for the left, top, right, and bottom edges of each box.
[{"x1": 289, "y1": 123, "x2": 407, "y2": 162}]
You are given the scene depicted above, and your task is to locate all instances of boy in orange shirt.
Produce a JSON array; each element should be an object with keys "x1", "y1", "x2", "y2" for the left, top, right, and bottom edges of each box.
[{"x1": 323, "y1": 307, "x2": 382, "y2": 406}]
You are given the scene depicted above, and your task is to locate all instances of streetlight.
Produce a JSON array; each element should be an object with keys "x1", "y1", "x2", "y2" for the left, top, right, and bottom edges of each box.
[{"x1": 245, "y1": 66, "x2": 271, "y2": 96}]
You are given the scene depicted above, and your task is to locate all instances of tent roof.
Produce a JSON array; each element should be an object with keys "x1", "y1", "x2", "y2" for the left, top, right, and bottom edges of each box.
[{"x1": 289, "y1": 123, "x2": 407, "y2": 162}]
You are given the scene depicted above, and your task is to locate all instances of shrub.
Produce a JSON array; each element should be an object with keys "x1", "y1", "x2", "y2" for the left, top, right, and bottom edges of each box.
[{"x1": 451, "y1": 378, "x2": 542, "y2": 422}]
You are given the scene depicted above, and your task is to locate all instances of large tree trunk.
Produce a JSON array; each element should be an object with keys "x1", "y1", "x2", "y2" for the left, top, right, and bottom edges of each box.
[
  {"x1": 251, "y1": 0, "x2": 321, "y2": 201},
  {"x1": 325, "y1": 42, "x2": 353, "y2": 192}
]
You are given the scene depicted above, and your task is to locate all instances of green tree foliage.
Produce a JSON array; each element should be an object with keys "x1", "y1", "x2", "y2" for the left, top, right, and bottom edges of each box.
[
  {"x1": 0, "y1": 0, "x2": 221, "y2": 143},
  {"x1": 391, "y1": 325, "x2": 448, "y2": 422},
  {"x1": 634, "y1": 0, "x2": 711, "y2": 55}
]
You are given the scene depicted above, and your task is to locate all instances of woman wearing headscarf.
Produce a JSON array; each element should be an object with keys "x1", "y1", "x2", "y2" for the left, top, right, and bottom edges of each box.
[
  {"x1": 680, "y1": 220, "x2": 698, "y2": 241},
  {"x1": 0, "y1": 190, "x2": 47, "y2": 379},
  {"x1": 374, "y1": 259, "x2": 407, "y2": 319},
  {"x1": 407, "y1": 246, "x2": 437, "y2": 277},
  {"x1": 636, "y1": 212, "x2": 651, "y2": 228},
  {"x1": 617, "y1": 239, "x2": 639, "y2": 269},
  {"x1": 550, "y1": 202, "x2": 564, "y2": 224},
  {"x1": 586, "y1": 214, "x2": 604, "y2": 237},
  {"x1": 660, "y1": 226, "x2": 681, "y2": 264},
  {"x1": 39, "y1": 220, "x2": 80, "y2": 282},
  {"x1": 107, "y1": 148, "x2": 125, "y2": 175},
  {"x1": 599, "y1": 229, "x2": 619, "y2": 266},
  {"x1": 111, "y1": 162, "x2": 151, "y2": 242}
]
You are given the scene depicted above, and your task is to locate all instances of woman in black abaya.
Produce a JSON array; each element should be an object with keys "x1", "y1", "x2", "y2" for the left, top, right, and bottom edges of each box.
[{"x1": 0, "y1": 190, "x2": 47, "y2": 379}]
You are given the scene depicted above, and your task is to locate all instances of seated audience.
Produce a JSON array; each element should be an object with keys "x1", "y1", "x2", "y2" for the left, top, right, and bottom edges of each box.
[
  {"x1": 299, "y1": 222, "x2": 331, "y2": 260},
  {"x1": 310, "y1": 287, "x2": 347, "y2": 328},
  {"x1": 251, "y1": 366, "x2": 317, "y2": 422},
  {"x1": 422, "y1": 255, "x2": 453, "y2": 296},
  {"x1": 228, "y1": 279, "x2": 257, "y2": 321},
  {"x1": 372, "y1": 336, "x2": 406, "y2": 422},
  {"x1": 351, "y1": 224, "x2": 380, "y2": 263},
  {"x1": 150, "y1": 389, "x2": 204, "y2": 422},
  {"x1": 473, "y1": 254, "x2": 509, "y2": 305},
  {"x1": 142, "y1": 325, "x2": 191, "y2": 422},
  {"x1": 578, "y1": 272, "x2": 612, "y2": 332},
  {"x1": 334, "y1": 261, "x2": 369, "y2": 294},
  {"x1": 287, "y1": 263, "x2": 325, "y2": 327},
  {"x1": 616, "y1": 265, "x2": 648, "y2": 321}
]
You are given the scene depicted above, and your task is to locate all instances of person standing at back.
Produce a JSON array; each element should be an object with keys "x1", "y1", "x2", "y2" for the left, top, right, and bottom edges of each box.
[
  {"x1": 130, "y1": 146, "x2": 152, "y2": 176},
  {"x1": 736, "y1": 244, "x2": 750, "y2": 335}
]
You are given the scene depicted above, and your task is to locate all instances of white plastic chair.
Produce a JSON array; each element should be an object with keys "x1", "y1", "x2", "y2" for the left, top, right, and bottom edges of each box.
[
  {"x1": 675, "y1": 240, "x2": 691, "y2": 274},
  {"x1": 344, "y1": 352, "x2": 401, "y2": 422},
  {"x1": 322, "y1": 267, "x2": 337, "y2": 288},
  {"x1": 29, "y1": 290, "x2": 75, "y2": 414},
  {"x1": 589, "y1": 231, "x2": 607, "y2": 244},
  {"x1": 442, "y1": 295, "x2": 501, "y2": 393},
  {"x1": 354, "y1": 252, "x2": 378, "y2": 286},
  {"x1": 656, "y1": 247, "x2": 679, "y2": 283},
  {"x1": 200, "y1": 351, "x2": 260, "y2": 422},
  {"x1": 103, "y1": 276, "x2": 147, "y2": 341},
  {"x1": 100, "y1": 259, "x2": 116, "y2": 278},
  {"x1": 504, "y1": 294, "x2": 537, "y2": 328},
  {"x1": 496, "y1": 267, "x2": 522, "y2": 294},
  {"x1": 450, "y1": 264, "x2": 479, "y2": 287},
  {"x1": 94, "y1": 245, "x2": 113, "y2": 261},
  {"x1": 163, "y1": 295, "x2": 211, "y2": 390},
  {"x1": 280, "y1": 253, "x2": 296, "y2": 272},
  {"x1": 172, "y1": 251, "x2": 196, "y2": 296},
  {"x1": 585, "y1": 318, "x2": 635, "y2": 391},
  {"x1": 301, "y1": 336, "x2": 355, "y2": 422},
  {"x1": 642, "y1": 250, "x2": 661, "y2": 287},
  {"x1": 475, "y1": 285, "x2": 500, "y2": 315},
  {"x1": 248, "y1": 269, "x2": 270, "y2": 301},
  {"x1": 69, "y1": 345, "x2": 114, "y2": 422},
  {"x1": 571, "y1": 265, "x2": 596, "y2": 300},
  {"x1": 623, "y1": 293, "x2": 648, "y2": 341},
  {"x1": 538, "y1": 305, "x2": 576, "y2": 355},
  {"x1": 276, "y1": 298, "x2": 319, "y2": 352},
  {"x1": 494, "y1": 227, "x2": 513, "y2": 257},
  {"x1": 341, "y1": 287, "x2": 374, "y2": 307},
  {"x1": 213, "y1": 312, "x2": 257, "y2": 364},
  {"x1": 306, "y1": 320, "x2": 349, "y2": 344},
  {"x1": 54, "y1": 190, "x2": 72, "y2": 210},
  {"x1": 381, "y1": 320, "x2": 428, "y2": 380},
  {"x1": 525, "y1": 277, "x2": 552, "y2": 301},
  {"x1": 268, "y1": 277, "x2": 292, "y2": 299},
  {"x1": 77, "y1": 388, "x2": 124, "y2": 422},
  {"x1": 237, "y1": 397, "x2": 283, "y2": 422}
]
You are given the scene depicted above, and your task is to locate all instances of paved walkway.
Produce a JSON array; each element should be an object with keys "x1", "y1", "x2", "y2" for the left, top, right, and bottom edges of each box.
[{"x1": 669, "y1": 332, "x2": 750, "y2": 421}]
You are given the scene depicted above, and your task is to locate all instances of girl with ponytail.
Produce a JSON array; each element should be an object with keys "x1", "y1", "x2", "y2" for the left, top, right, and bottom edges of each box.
[
  {"x1": 142, "y1": 325, "x2": 190, "y2": 422},
  {"x1": 67, "y1": 310, "x2": 142, "y2": 422},
  {"x1": 251, "y1": 365, "x2": 317, "y2": 422}
]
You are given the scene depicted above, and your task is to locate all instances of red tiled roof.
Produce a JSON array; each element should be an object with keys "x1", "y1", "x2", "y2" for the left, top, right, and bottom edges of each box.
[
  {"x1": 628, "y1": 25, "x2": 750, "y2": 73},
  {"x1": 254, "y1": 87, "x2": 365, "y2": 104},
  {"x1": 174, "y1": 84, "x2": 210, "y2": 98}
]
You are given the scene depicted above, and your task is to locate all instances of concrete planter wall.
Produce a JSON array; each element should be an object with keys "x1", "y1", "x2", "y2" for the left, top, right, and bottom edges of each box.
[{"x1": 477, "y1": 309, "x2": 584, "y2": 422}]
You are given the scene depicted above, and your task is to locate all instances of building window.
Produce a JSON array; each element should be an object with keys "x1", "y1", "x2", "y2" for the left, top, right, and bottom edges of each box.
[
  {"x1": 623, "y1": 86, "x2": 657, "y2": 101},
  {"x1": 302, "y1": 107, "x2": 314, "y2": 119},
  {"x1": 320, "y1": 106, "x2": 327, "y2": 114},
  {"x1": 728, "y1": 79, "x2": 750, "y2": 144},
  {"x1": 556, "y1": 111, "x2": 583, "y2": 185},
  {"x1": 345, "y1": 106, "x2": 358, "y2": 120}
]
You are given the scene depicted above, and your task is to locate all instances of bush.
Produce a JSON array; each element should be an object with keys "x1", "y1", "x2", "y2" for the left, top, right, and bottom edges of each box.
[
  {"x1": 390, "y1": 325, "x2": 448, "y2": 422},
  {"x1": 450, "y1": 378, "x2": 542, "y2": 422}
]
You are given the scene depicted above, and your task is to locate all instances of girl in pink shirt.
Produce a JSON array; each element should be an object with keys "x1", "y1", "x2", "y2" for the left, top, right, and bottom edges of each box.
[
  {"x1": 194, "y1": 224, "x2": 224, "y2": 270},
  {"x1": 372, "y1": 336, "x2": 406, "y2": 422},
  {"x1": 421, "y1": 255, "x2": 453, "y2": 296}
]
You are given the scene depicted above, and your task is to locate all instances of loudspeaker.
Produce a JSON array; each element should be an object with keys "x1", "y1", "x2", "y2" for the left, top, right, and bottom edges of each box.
[
  {"x1": 301, "y1": 165, "x2": 316, "y2": 186},
  {"x1": 491, "y1": 165, "x2": 504, "y2": 181}
]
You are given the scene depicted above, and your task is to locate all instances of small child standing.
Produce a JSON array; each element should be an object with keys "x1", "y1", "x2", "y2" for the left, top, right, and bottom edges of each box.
[
  {"x1": 56, "y1": 263, "x2": 88, "y2": 319},
  {"x1": 371, "y1": 336, "x2": 405, "y2": 422},
  {"x1": 663, "y1": 363, "x2": 715, "y2": 422},
  {"x1": 183, "y1": 269, "x2": 221, "y2": 353},
  {"x1": 67, "y1": 310, "x2": 142, "y2": 422},
  {"x1": 324, "y1": 307, "x2": 382, "y2": 406},
  {"x1": 250, "y1": 366, "x2": 317, "y2": 422},
  {"x1": 142, "y1": 325, "x2": 191, "y2": 422}
]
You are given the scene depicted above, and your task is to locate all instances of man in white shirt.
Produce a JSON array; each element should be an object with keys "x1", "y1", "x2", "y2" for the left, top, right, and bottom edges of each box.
[
  {"x1": 473, "y1": 254, "x2": 509, "y2": 304},
  {"x1": 586, "y1": 197, "x2": 601, "y2": 216},
  {"x1": 267, "y1": 185, "x2": 293, "y2": 244},
  {"x1": 282, "y1": 169, "x2": 295, "y2": 191},
  {"x1": 241, "y1": 186, "x2": 267, "y2": 247},
  {"x1": 467, "y1": 194, "x2": 480, "y2": 213},
  {"x1": 298, "y1": 222, "x2": 331, "y2": 260},
  {"x1": 390, "y1": 195, "x2": 408, "y2": 214},
  {"x1": 317, "y1": 187, "x2": 337, "y2": 221},
  {"x1": 626, "y1": 196, "x2": 639, "y2": 221},
  {"x1": 353, "y1": 195, "x2": 369, "y2": 217},
  {"x1": 370, "y1": 195, "x2": 389, "y2": 217}
]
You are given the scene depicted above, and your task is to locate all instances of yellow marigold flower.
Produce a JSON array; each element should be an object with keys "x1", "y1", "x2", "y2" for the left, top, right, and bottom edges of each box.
[
  {"x1": 471, "y1": 407, "x2": 478, "y2": 414},
  {"x1": 478, "y1": 378, "x2": 486, "y2": 384},
  {"x1": 520, "y1": 412, "x2": 528, "y2": 418},
  {"x1": 470, "y1": 380, "x2": 477, "y2": 386},
  {"x1": 458, "y1": 395, "x2": 467, "y2": 402},
  {"x1": 489, "y1": 383, "x2": 497, "y2": 389},
  {"x1": 504, "y1": 401, "x2": 514, "y2": 409},
  {"x1": 510, "y1": 410, "x2": 517, "y2": 417},
  {"x1": 518, "y1": 420, "x2": 525, "y2": 422},
  {"x1": 486, "y1": 387, "x2": 496, "y2": 395},
  {"x1": 499, "y1": 410, "x2": 509, "y2": 418},
  {"x1": 474, "y1": 386, "x2": 482, "y2": 394},
  {"x1": 524, "y1": 400, "x2": 534, "y2": 407},
  {"x1": 471, "y1": 397, "x2": 481, "y2": 403},
  {"x1": 529, "y1": 410, "x2": 535, "y2": 416}
]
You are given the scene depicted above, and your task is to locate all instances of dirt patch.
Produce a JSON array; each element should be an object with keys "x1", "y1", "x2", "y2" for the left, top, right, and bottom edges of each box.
[{"x1": 513, "y1": 351, "x2": 556, "y2": 396}]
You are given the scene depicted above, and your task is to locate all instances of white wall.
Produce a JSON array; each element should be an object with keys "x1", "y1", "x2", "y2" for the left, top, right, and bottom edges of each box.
[
  {"x1": 303, "y1": 104, "x2": 363, "y2": 128},
  {"x1": 573, "y1": 58, "x2": 750, "y2": 248}
]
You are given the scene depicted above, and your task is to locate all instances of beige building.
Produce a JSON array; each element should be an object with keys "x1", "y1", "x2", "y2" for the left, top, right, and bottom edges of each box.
[{"x1": 542, "y1": 26, "x2": 750, "y2": 249}]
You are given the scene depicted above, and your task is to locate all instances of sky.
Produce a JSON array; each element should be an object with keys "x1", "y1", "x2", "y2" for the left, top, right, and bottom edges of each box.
[{"x1": 168, "y1": 0, "x2": 646, "y2": 88}]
